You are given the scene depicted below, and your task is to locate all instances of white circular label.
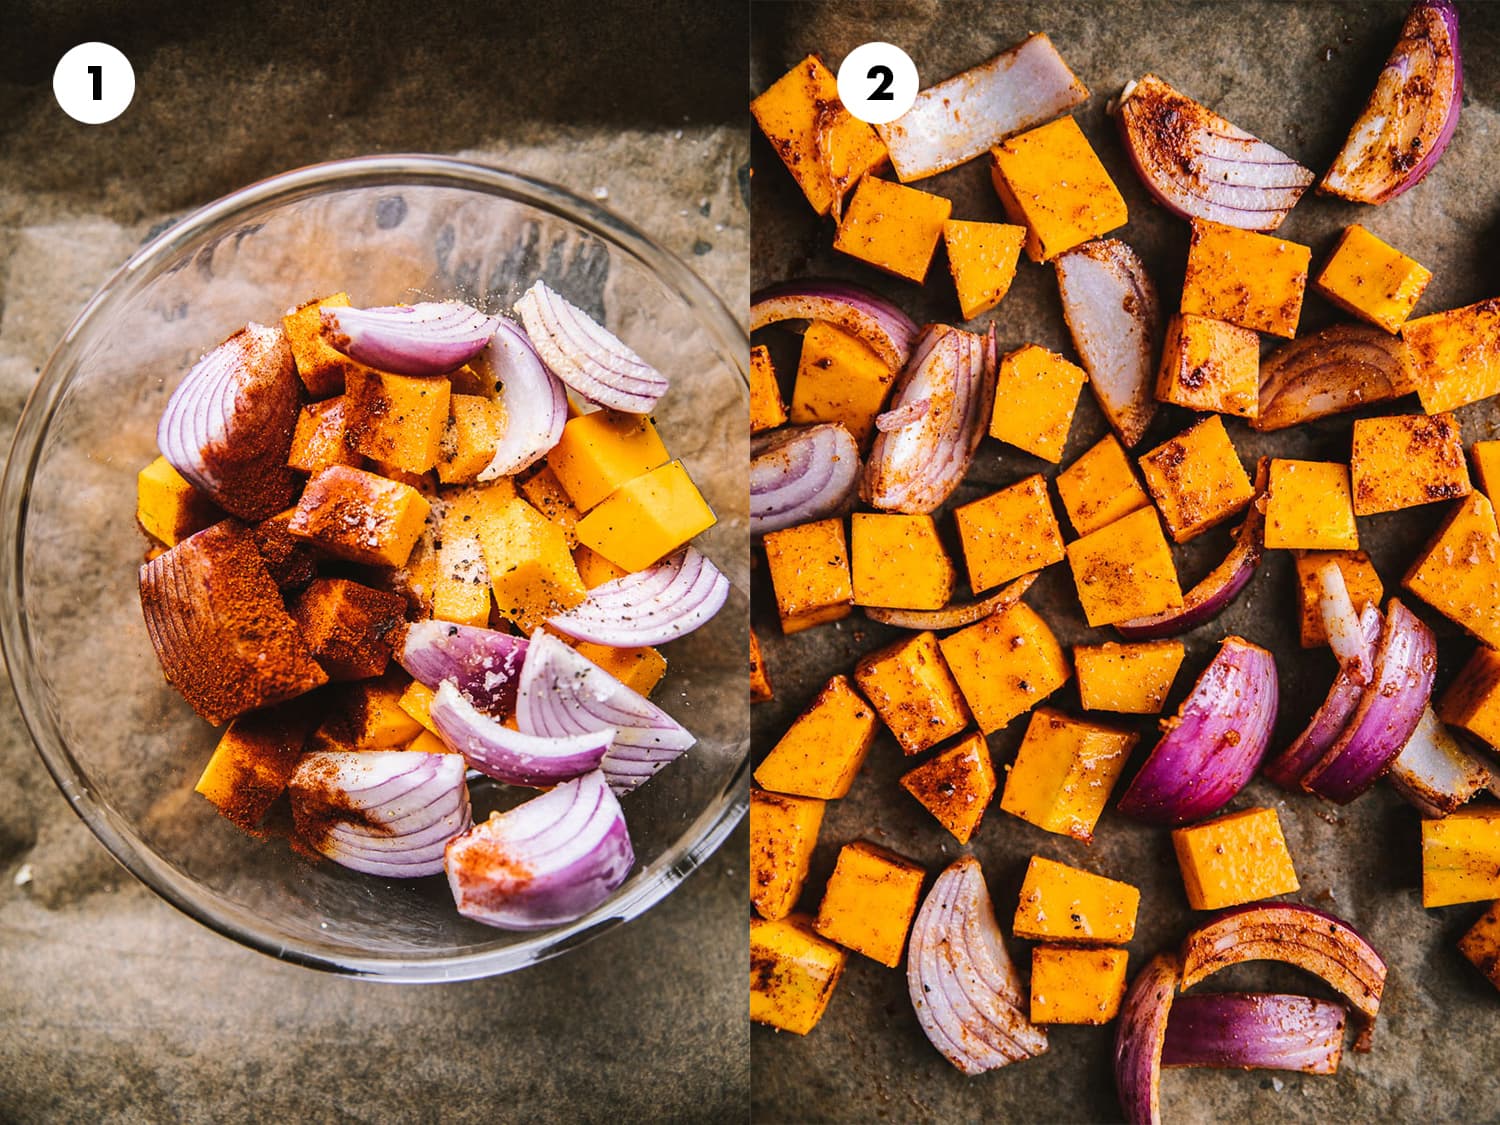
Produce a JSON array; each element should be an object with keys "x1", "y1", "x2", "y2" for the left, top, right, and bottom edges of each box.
[
  {"x1": 836, "y1": 42, "x2": 919, "y2": 125},
  {"x1": 53, "y1": 42, "x2": 135, "y2": 125}
]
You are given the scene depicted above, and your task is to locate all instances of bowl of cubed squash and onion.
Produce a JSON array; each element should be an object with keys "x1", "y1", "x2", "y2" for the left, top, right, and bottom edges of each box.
[{"x1": 0, "y1": 155, "x2": 749, "y2": 978}]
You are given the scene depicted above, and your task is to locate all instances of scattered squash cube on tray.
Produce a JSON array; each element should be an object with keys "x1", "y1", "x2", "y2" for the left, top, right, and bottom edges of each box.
[
  {"x1": 988, "y1": 345, "x2": 1088, "y2": 463},
  {"x1": 750, "y1": 914, "x2": 848, "y2": 1035},
  {"x1": 954, "y1": 474, "x2": 1066, "y2": 594},
  {"x1": 1264, "y1": 459, "x2": 1359, "y2": 551},
  {"x1": 1029, "y1": 946, "x2": 1129, "y2": 1025},
  {"x1": 1156, "y1": 313, "x2": 1260, "y2": 419},
  {"x1": 1350, "y1": 412, "x2": 1470, "y2": 516},
  {"x1": 814, "y1": 840, "x2": 926, "y2": 967},
  {"x1": 573, "y1": 460, "x2": 716, "y2": 572},
  {"x1": 1064, "y1": 506, "x2": 1183, "y2": 627},
  {"x1": 1056, "y1": 434, "x2": 1150, "y2": 537},
  {"x1": 1138, "y1": 415, "x2": 1255, "y2": 544},
  {"x1": 1437, "y1": 645, "x2": 1500, "y2": 748},
  {"x1": 750, "y1": 788, "x2": 826, "y2": 921},
  {"x1": 754, "y1": 675, "x2": 878, "y2": 799},
  {"x1": 1403, "y1": 491, "x2": 1500, "y2": 648},
  {"x1": 854, "y1": 631, "x2": 971, "y2": 755},
  {"x1": 937, "y1": 601, "x2": 1070, "y2": 735},
  {"x1": 1421, "y1": 807, "x2": 1500, "y2": 908},
  {"x1": 1171, "y1": 807, "x2": 1300, "y2": 911},
  {"x1": 1295, "y1": 550, "x2": 1383, "y2": 648},
  {"x1": 899, "y1": 732, "x2": 996, "y2": 844},
  {"x1": 750, "y1": 344, "x2": 788, "y2": 435},
  {"x1": 850, "y1": 512, "x2": 955, "y2": 610},
  {"x1": 1458, "y1": 902, "x2": 1500, "y2": 993},
  {"x1": 791, "y1": 322, "x2": 897, "y2": 446},
  {"x1": 1074, "y1": 640, "x2": 1185, "y2": 714},
  {"x1": 943, "y1": 219, "x2": 1025, "y2": 320},
  {"x1": 1013, "y1": 855, "x2": 1139, "y2": 944},
  {"x1": 1180, "y1": 218, "x2": 1311, "y2": 338},
  {"x1": 1402, "y1": 297, "x2": 1500, "y2": 414},
  {"x1": 833, "y1": 176, "x2": 952, "y2": 283},
  {"x1": 999, "y1": 707, "x2": 1137, "y2": 842},
  {"x1": 762, "y1": 517, "x2": 854, "y2": 634},
  {"x1": 1315, "y1": 224, "x2": 1431, "y2": 333},
  {"x1": 989, "y1": 115, "x2": 1127, "y2": 262}
]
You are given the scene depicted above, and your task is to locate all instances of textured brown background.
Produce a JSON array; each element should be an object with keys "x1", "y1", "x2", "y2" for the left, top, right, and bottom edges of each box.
[
  {"x1": 752, "y1": 2, "x2": 1500, "y2": 1122},
  {"x1": 0, "y1": 2, "x2": 748, "y2": 1122}
]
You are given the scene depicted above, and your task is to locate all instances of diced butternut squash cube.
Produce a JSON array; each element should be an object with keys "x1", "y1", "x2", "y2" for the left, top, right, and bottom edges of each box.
[
  {"x1": 943, "y1": 219, "x2": 1025, "y2": 321},
  {"x1": 1172, "y1": 807, "x2": 1300, "y2": 911},
  {"x1": 397, "y1": 679, "x2": 439, "y2": 735},
  {"x1": 750, "y1": 344, "x2": 788, "y2": 434},
  {"x1": 898, "y1": 732, "x2": 996, "y2": 844},
  {"x1": 1180, "y1": 219, "x2": 1311, "y2": 338},
  {"x1": 1473, "y1": 441, "x2": 1500, "y2": 500},
  {"x1": 573, "y1": 543, "x2": 628, "y2": 588},
  {"x1": 432, "y1": 524, "x2": 493, "y2": 627},
  {"x1": 1437, "y1": 644, "x2": 1500, "y2": 748},
  {"x1": 750, "y1": 914, "x2": 848, "y2": 1034},
  {"x1": 287, "y1": 397, "x2": 361, "y2": 475},
  {"x1": 850, "y1": 512, "x2": 954, "y2": 610},
  {"x1": 1013, "y1": 855, "x2": 1139, "y2": 944},
  {"x1": 574, "y1": 460, "x2": 716, "y2": 572},
  {"x1": 314, "y1": 673, "x2": 424, "y2": 750},
  {"x1": 282, "y1": 292, "x2": 358, "y2": 397},
  {"x1": 1065, "y1": 506, "x2": 1183, "y2": 627},
  {"x1": 1074, "y1": 641, "x2": 1185, "y2": 714},
  {"x1": 750, "y1": 54, "x2": 887, "y2": 218},
  {"x1": 1056, "y1": 434, "x2": 1150, "y2": 537},
  {"x1": 1402, "y1": 297, "x2": 1500, "y2": 413},
  {"x1": 790, "y1": 322, "x2": 896, "y2": 446},
  {"x1": 436, "y1": 394, "x2": 505, "y2": 484},
  {"x1": 547, "y1": 410, "x2": 670, "y2": 512},
  {"x1": 854, "y1": 631, "x2": 970, "y2": 755},
  {"x1": 832, "y1": 177, "x2": 952, "y2": 283},
  {"x1": 1295, "y1": 551, "x2": 1382, "y2": 648},
  {"x1": 572, "y1": 640, "x2": 666, "y2": 697},
  {"x1": 754, "y1": 675, "x2": 877, "y2": 799},
  {"x1": 1403, "y1": 492, "x2": 1500, "y2": 647},
  {"x1": 814, "y1": 840, "x2": 925, "y2": 966},
  {"x1": 194, "y1": 702, "x2": 315, "y2": 831},
  {"x1": 990, "y1": 116, "x2": 1127, "y2": 263},
  {"x1": 344, "y1": 369, "x2": 451, "y2": 474},
  {"x1": 954, "y1": 474, "x2": 1065, "y2": 594},
  {"x1": 1315, "y1": 224, "x2": 1431, "y2": 333},
  {"x1": 476, "y1": 496, "x2": 586, "y2": 632},
  {"x1": 251, "y1": 508, "x2": 318, "y2": 591},
  {"x1": 1155, "y1": 313, "x2": 1260, "y2": 419},
  {"x1": 1029, "y1": 946, "x2": 1129, "y2": 1025},
  {"x1": 750, "y1": 788, "x2": 825, "y2": 921},
  {"x1": 401, "y1": 729, "x2": 445, "y2": 754},
  {"x1": 763, "y1": 518, "x2": 853, "y2": 634},
  {"x1": 1421, "y1": 807, "x2": 1500, "y2": 908},
  {"x1": 1138, "y1": 415, "x2": 1255, "y2": 543},
  {"x1": 988, "y1": 345, "x2": 1087, "y2": 463},
  {"x1": 290, "y1": 577, "x2": 406, "y2": 681},
  {"x1": 1265, "y1": 460, "x2": 1359, "y2": 551},
  {"x1": 518, "y1": 464, "x2": 582, "y2": 547},
  {"x1": 750, "y1": 629, "x2": 774, "y2": 704},
  {"x1": 1351, "y1": 412, "x2": 1471, "y2": 515},
  {"x1": 999, "y1": 708, "x2": 1137, "y2": 842},
  {"x1": 938, "y1": 601, "x2": 1069, "y2": 735},
  {"x1": 136, "y1": 456, "x2": 220, "y2": 547},
  {"x1": 1458, "y1": 901, "x2": 1500, "y2": 992},
  {"x1": 287, "y1": 464, "x2": 431, "y2": 568}
]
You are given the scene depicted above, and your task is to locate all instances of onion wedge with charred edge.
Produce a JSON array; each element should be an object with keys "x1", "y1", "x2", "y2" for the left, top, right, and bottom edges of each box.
[
  {"x1": 751, "y1": 280, "x2": 919, "y2": 372},
  {"x1": 865, "y1": 573, "x2": 1037, "y2": 631},
  {"x1": 1254, "y1": 324, "x2": 1410, "y2": 432},
  {"x1": 1055, "y1": 240, "x2": 1160, "y2": 448},
  {"x1": 1388, "y1": 707, "x2": 1500, "y2": 817},
  {"x1": 1161, "y1": 993, "x2": 1346, "y2": 1075},
  {"x1": 1180, "y1": 903, "x2": 1387, "y2": 1052},
  {"x1": 907, "y1": 856, "x2": 1048, "y2": 1075},
  {"x1": 750, "y1": 423, "x2": 861, "y2": 538},
  {"x1": 1117, "y1": 74, "x2": 1313, "y2": 231},
  {"x1": 1114, "y1": 952, "x2": 1180, "y2": 1125}
]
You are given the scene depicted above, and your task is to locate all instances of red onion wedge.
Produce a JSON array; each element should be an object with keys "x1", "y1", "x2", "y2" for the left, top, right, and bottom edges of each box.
[
  {"x1": 1117, "y1": 460, "x2": 1267, "y2": 640},
  {"x1": 1114, "y1": 952, "x2": 1180, "y2": 1125},
  {"x1": 1116, "y1": 74, "x2": 1313, "y2": 231},
  {"x1": 398, "y1": 620, "x2": 529, "y2": 717},
  {"x1": 1302, "y1": 599, "x2": 1436, "y2": 803},
  {"x1": 288, "y1": 751, "x2": 472, "y2": 878},
  {"x1": 1388, "y1": 707, "x2": 1500, "y2": 817},
  {"x1": 750, "y1": 280, "x2": 919, "y2": 372},
  {"x1": 515, "y1": 280, "x2": 667, "y2": 414},
  {"x1": 1180, "y1": 903, "x2": 1387, "y2": 1052},
  {"x1": 1161, "y1": 993, "x2": 1346, "y2": 1075},
  {"x1": 319, "y1": 301, "x2": 500, "y2": 376},
  {"x1": 907, "y1": 856, "x2": 1048, "y2": 1076},
  {"x1": 517, "y1": 631, "x2": 694, "y2": 794},
  {"x1": 750, "y1": 423, "x2": 860, "y2": 538},
  {"x1": 1117, "y1": 636, "x2": 1278, "y2": 826},
  {"x1": 547, "y1": 547, "x2": 729, "y2": 647},
  {"x1": 477, "y1": 319, "x2": 567, "y2": 479},
  {"x1": 1254, "y1": 324, "x2": 1410, "y2": 432},
  {"x1": 429, "y1": 680, "x2": 612, "y2": 786},
  {"x1": 875, "y1": 34, "x2": 1088, "y2": 183},
  {"x1": 1321, "y1": 0, "x2": 1462, "y2": 204},
  {"x1": 862, "y1": 323, "x2": 994, "y2": 514},
  {"x1": 156, "y1": 321, "x2": 302, "y2": 520},
  {"x1": 1313, "y1": 560, "x2": 1372, "y2": 683},
  {"x1": 1055, "y1": 240, "x2": 1160, "y2": 448},
  {"x1": 445, "y1": 770, "x2": 634, "y2": 931},
  {"x1": 865, "y1": 572, "x2": 1037, "y2": 631}
]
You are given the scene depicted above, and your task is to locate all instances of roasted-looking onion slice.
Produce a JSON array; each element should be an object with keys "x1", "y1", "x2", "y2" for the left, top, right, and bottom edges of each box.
[
  {"x1": 1114, "y1": 952, "x2": 1180, "y2": 1125},
  {"x1": 319, "y1": 300, "x2": 499, "y2": 376},
  {"x1": 907, "y1": 856, "x2": 1048, "y2": 1075},
  {"x1": 547, "y1": 547, "x2": 729, "y2": 647},
  {"x1": 1387, "y1": 706, "x2": 1500, "y2": 817},
  {"x1": 398, "y1": 620, "x2": 528, "y2": 717},
  {"x1": 515, "y1": 280, "x2": 667, "y2": 414},
  {"x1": 1161, "y1": 993, "x2": 1346, "y2": 1075},
  {"x1": 750, "y1": 423, "x2": 861, "y2": 538},
  {"x1": 1254, "y1": 324, "x2": 1410, "y2": 432},
  {"x1": 430, "y1": 680, "x2": 612, "y2": 786},
  {"x1": 477, "y1": 319, "x2": 567, "y2": 479},
  {"x1": 750, "y1": 280, "x2": 919, "y2": 372},
  {"x1": 865, "y1": 573, "x2": 1037, "y2": 631}
]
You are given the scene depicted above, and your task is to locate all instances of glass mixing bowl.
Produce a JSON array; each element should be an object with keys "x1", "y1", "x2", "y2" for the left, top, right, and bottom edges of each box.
[{"x1": 0, "y1": 155, "x2": 749, "y2": 980}]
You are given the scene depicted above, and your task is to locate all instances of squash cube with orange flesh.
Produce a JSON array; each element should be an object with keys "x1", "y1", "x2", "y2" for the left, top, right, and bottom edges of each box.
[
  {"x1": 404, "y1": 730, "x2": 448, "y2": 755},
  {"x1": 313, "y1": 674, "x2": 424, "y2": 751},
  {"x1": 990, "y1": 116, "x2": 1127, "y2": 263},
  {"x1": 854, "y1": 630, "x2": 970, "y2": 755},
  {"x1": 1181, "y1": 219, "x2": 1310, "y2": 339},
  {"x1": 290, "y1": 577, "x2": 406, "y2": 681},
  {"x1": 791, "y1": 322, "x2": 896, "y2": 447},
  {"x1": 1030, "y1": 947, "x2": 1129, "y2": 1025},
  {"x1": 287, "y1": 397, "x2": 361, "y2": 475},
  {"x1": 573, "y1": 543, "x2": 629, "y2": 588},
  {"x1": 754, "y1": 675, "x2": 878, "y2": 799},
  {"x1": 282, "y1": 292, "x2": 359, "y2": 397},
  {"x1": 1351, "y1": 412, "x2": 1471, "y2": 515},
  {"x1": 397, "y1": 679, "x2": 439, "y2": 736},
  {"x1": 547, "y1": 410, "x2": 669, "y2": 512},
  {"x1": 1315, "y1": 224, "x2": 1431, "y2": 333},
  {"x1": 1156, "y1": 313, "x2": 1260, "y2": 420},
  {"x1": 287, "y1": 464, "x2": 431, "y2": 568},
  {"x1": 999, "y1": 708, "x2": 1136, "y2": 842},
  {"x1": 136, "y1": 456, "x2": 220, "y2": 547},
  {"x1": 1056, "y1": 434, "x2": 1150, "y2": 537},
  {"x1": 1421, "y1": 806, "x2": 1500, "y2": 907},
  {"x1": 988, "y1": 345, "x2": 1087, "y2": 463},
  {"x1": 1404, "y1": 491, "x2": 1500, "y2": 648},
  {"x1": 1473, "y1": 441, "x2": 1500, "y2": 500},
  {"x1": 833, "y1": 177, "x2": 952, "y2": 283},
  {"x1": 1172, "y1": 807, "x2": 1300, "y2": 911},
  {"x1": 1065, "y1": 507, "x2": 1184, "y2": 628},
  {"x1": 943, "y1": 219, "x2": 1025, "y2": 321},
  {"x1": 476, "y1": 496, "x2": 586, "y2": 632},
  {"x1": 1458, "y1": 901, "x2": 1500, "y2": 993},
  {"x1": 850, "y1": 512, "x2": 954, "y2": 611},
  {"x1": 1013, "y1": 856, "x2": 1139, "y2": 944},
  {"x1": 750, "y1": 344, "x2": 787, "y2": 434},
  {"x1": 432, "y1": 531, "x2": 492, "y2": 628},
  {"x1": 814, "y1": 840, "x2": 925, "y2": 967},
  {"x1": 1437, "y1": 644, "x2": 1500, "y2": 748},
  {"x1": 572, "y1": 641, "x2": 666, "y2": 697},
  {"x1": 1139, "y1": 415, "x2": 1255, "y2": 543},
  {"x1": 1402, "y1": 297, "x2": 1500, "y2": 414},
  {"x1": 436, "y1": 394, "x2": 505, "y2": 484},
  {"x1": 750, "y1": 788, "x2": 825, "y2": 921},
  {"x1": 194, "y1": 701, "x2": 316, "y2": 831},
  {"x1": 1265, "y1": 460, "x2": 1359, "y2": 551},
  {"x1": 574, "y1": 460, "x2": 716, "y2": 572},
  {"x1": 1295, "y1": 550, "x2": 1383, "y2": 648},
  {"x1": 344, "y1": 369, "x2": 451, "y2": 474},
  {"x1": 518, "y1": 464, "x2": 582, "y2": 547},
  {"x1": 763, "y1": 518, "x2": 853, "y2": 635},
  {"x1": 1074, "y1": 641, "x2": 1185, "y2": 714},
  {"x1": 750, "y1": 914, "x2": 848, "y2": 1035},
  {"x1": 750, "y1": 630, "x2": 774, "y2": 703},
  {"x1": 899, "y1": 732, "x2": 996, "y2": 844},
  {"x1": 938, "y1": 601, "x2": 1070, "y2": 735},
  {"x1": 954, "y1": 474, "x2": 1065, "y2": 594},
  {"x1": 252, "y1": 509, "x2": 318, "y2": 591}
]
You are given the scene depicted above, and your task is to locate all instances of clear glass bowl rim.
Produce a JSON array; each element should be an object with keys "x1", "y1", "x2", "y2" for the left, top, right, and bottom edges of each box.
[{"x1": 0, "y1": 153, "x2": 750, "y2": 981}]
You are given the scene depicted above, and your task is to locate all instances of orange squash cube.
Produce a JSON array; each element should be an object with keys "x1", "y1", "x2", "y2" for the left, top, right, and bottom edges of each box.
[
  {"x1": 1458, "y1": 901, "x2": 1500, "y2": 992},
  {"x1": 287, "y1": 464, "x2": 431, "y2": 568},
  {"x1": 313, "y1": 674, "x2": 424, "y2": 751},
  {"x1": 1013, "y1": 856, "x2": 1139, "y2": 944},
  {"x1": 1172, "y1": 807, "x2": 1300, "y2": 911},
  {"x1": 547, "y1": 409, "x2": 670, "y2": 513},
  {"x1": 476, "y1": 496, "x2": 586, "y2": 632},
  {"x1": 990, "y1": 115, "x2": 1127, "y2": 263},
  {"x1": 397, "y1": 679, "x2": 439, "y2": 735},
  {"x1": 1315, "y1": 224, "x2": 1431, "y2": 333},
  {"x1": 750, "y1": 788, "x2": 825, "y2": 921},
  {"x1": 1403, "y1": 298, "x2": 1500, "y2": 413},
  {"x1": 1074, "y1": 641, "x2": 1185, "y2": 714},
  {"x1": 1421, "y1": 807, "x2": 1500, "y2": 907},
  {"x1": 763, "y1": 518, "x2": 853, "y2": 634},
  {"x1": 954, "y1": 474, "x2": 1066, "y2": 594},
  {"x1": 290, "y1": 577, "x2": 406, "y2": 681},
  {"x1": 572, "y1": 641, "x2": 667, "y2": 697},
  {"x1": 750, "y1": 344, "x2": 788, "y2": 434},
  {"x1": 573, "y1": 543, "x2": 629, "y2": 588},
  {"x1": 938, "y1": 601, "x2": 1070, "y2": 735},
  {"x1": 1436, "y1": 644, "x2": 1500, "y2": 748},
  {"x1": 1056, "y1": 434, "x2": 1151, "y2": 537},
  {"x1": 1065, "y1": 506, "x2": 1184, "y2": 627},
  {"x1": 1294, "y1": 550, "x2": 1383, "y2": 648},
  {"x1": 1472, "y1": 440, "x2": 1500, "y2": 500},
  {"x1": 518, "y1": 464, "x2": 582, "y2": 548},
  {"x1": 943, "y1": 219, "x2": 1025, "y2": 321},
  {"x1": 791, "y1": 322, "x2": 896, "y2": 446},
  {"x1": 193, "y1": 702, "x2": 315, "y2": 831},
  {"x1": 999, "y1": 708, "x2": 1137, "y2": 842},
  {"x1": 1138, "y1": 415, "x2": 1255, "y2": 543},
  {"x1": 1030, "y1": 946, "x2": 1129, "y2": 1025},
  {"x1": 1403, "y1": 492, "x2": 1500, "y2": 647},
  {"x1": 1156, "y1": 314, "x2": 1260, "y2": 419},
  {"x1": 814, "y1": 840, "x2": 925, "y2": 967},
  {"x1": 898, "y1": 732, "x2": 996, "y2": 844},
  {"x1": 1265, "y1": 460, "x2": 1359, "y2": 551},
  {"x1": 754, "y1": 675, "x2": 878, "y2": 799},
  {"x1": 853, "y1": 631, "x2": 970, "y2": 755},
  {"x1": 1180, "y1": 219, "x2": 1311, "y2": 338},
  {"x1": 282, "y1": 292, "x2": 359, "y2": 397},
  {"x1": 833, "y1": 177, "x2": 952, "y2": 283},
  {"x1": 1351, "y1": 412, "x2": 1470, "y2": 515},
  {"x1": 432, "y1": 531, "x2": 493, "y2": 628},
  {"x1": 850, "y1": 512, "x2": 955, "y2": 611},
  {"x1": 573, "y1": 460, "x2": 716, "y2": 572},
  {"x1": 750, "y1": 914, "x2": 848, "y2": 1035},
  {"x1": 344, "y1": 369, "x2": 451, "y2": 474},
  {"x1": 136, "y1": 455, "x2": 220, "y2": 547},
  {"x1": 436, "y1": 394, "x2": 505, "y2": 484},
  {"x1": 988, "y1": 345, "x2": 1087, "y2": 463},
  {"x1": 287, "y1": 397, "x2": 361, "y2": 475},
  {"x1": 750, "y1": 629, "x2": 774, "y2": 704}
]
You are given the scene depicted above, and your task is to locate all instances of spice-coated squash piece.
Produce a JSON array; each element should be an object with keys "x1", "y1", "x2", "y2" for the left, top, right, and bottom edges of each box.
[
  {"x1": 403, "y1": 730, "x2": 447, "y2": 755},
  {"x1": 344, "y1": 369, "x2": 451, "y2": 474},
  {"x1": 1421, "y1": 807, "x2": 1500, "y2": 908},
  {"x1": 290, "y1": 577, "x2": 406, "y2": 681},
  {"x1": 194, "y1": 701, "x2": 316, "y2": 831},
  {"x1": 999, "y1": 707, "x2": 1137, "y2": 842},
  {"x1": 282, "y1": 292, "x2": 359, "y2": 397},
  {"x1": 432, "y1": 529, "x2": 493, "y2": 629},
  {"x1": 547, "y1": 410, "x2": 670, "y2": 513},
  {"x1": 573, "y1": 460, "x2": 716, "y2": 573},
  {"x1": 1065, "y1": 506, "x2": 1183, "y2": 628},
  {"x1": 750, "y1": 788, "x2": 825, "y2": 921},
  {"x1": 850, "y1": 512, "x2": 955, "y2": 611},
  {"x1": 754, "y1": 675, "x2": 878, "y2": 799},
  {"x1": 1402, "y1": 297, "x2": 1500, "y2": 414},
  {"x1": 1139, "y1": 415, "x2": 1255, "y2": 544},
  {"x1": 833, "y1": 176, "x2": 953, "y2": 283},
  {"x1": 397, "y1": 679, "x2": 439, "y2": 735},
  {"x1": 938, "y1": 601, "x2": 1070, "y2": 735},
  {"x1": 750, "y1": 914, "x2": 849, "y2": 1035},
  {"x1": 518, "y1": 464, "x2": 582, "y2": 548},
  {"x1": 1436, "y1": 644, "x2": 1500, "y2": 748},
  {"x1": 750, "y1": 344, "x2": 788, "y2": 435},
  {"x1": 1074, "y1": 640, "x2": 1185, "y2": 714},
  {"x1": 1155, "y1": 313, "x2": 1260, "y2": 420},
  {"x1": 954, "y1": 474, "x2": 1066, "y2": 594},
  {"x1": 1315, "y1": 224, "x2": 1431, "y2": 333},
  {"x1": 750, "y1": 629, "x2": 774, "y2": 704},
  {"x1": 988, "y1": 345, "x2": 1087, "y2": 463},
  {"x1": 943, "y1": 219, "x2": 1025, "y2": 321},
  {"x1": 814, "y1": 840, "x2": 926, "y2": 967},
  {"x1": 475, "y1": 495, "x2": 586, "y2": 632},
  {"x1": 898, "y1": 732, "x2": 996, "y2": 844},
  {"x1": 312, "y1": 673, "x2": 424, "y2": 751},
  {"x1": 288, "y1": 464, "x2": 431, "y2": 568},
  {"x1": 1171, "y1": 807, "x2": 1300, "y2": 911},
  {"x1": 1458, "y1": 902, "x2": 1500, "y2": 992},
  {"x1": 571, "y1": 641, "x2": 666, "y2": 698},
  {"x1": 1030, "y1": 946, "x2": 1129, "y2": 1025},
  {"x1": 1264, "y1": 460, "x2": 1359, "y2": 551},
  {"x1": 1013, "y1": 855, "x2": 1140, "y2": 944},
  {"x1": 136, "y1": 455, "x2": 221, "y2": 547},
  {"x1": 251, "y1": 509, "x2": 317, "y2": 591},
  {"x1": 1180, "y1": 219, "x2": 1311, "y2": 338},
  {"x1": 436, "y1": 394, "x2": 505, "y2": 485},
  {"x1": 990, "y1": 116, "x2": 1127, "y2": 263},
  {"x1": 853, "y1": 631, "x2": 971, "y2": 755},
  {"x1": 1350, "y1": 412, "x2": 1470, "y2": 515},
  {"x1": 573, "y1": 542, "x2": 628, "y2": 588},
  {"x1": 1295, "y1": 551, "x2": 1382, "y2": 648},
  {"x1": 791, "y1": 322, "x2": 896, "y2": 447},
  {"x1": 763, "y1": 517, "x2": 854, "y2": 634},
  {"x1": 1056, "y1": 434, "x2": 1150, "y2": 537},
  {"x1": 287, "y1": 397, "x2": 361, "y2": 475},
  {"x1": 1403, "y1": 492, "x2": 1500, "y2": 648}
]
